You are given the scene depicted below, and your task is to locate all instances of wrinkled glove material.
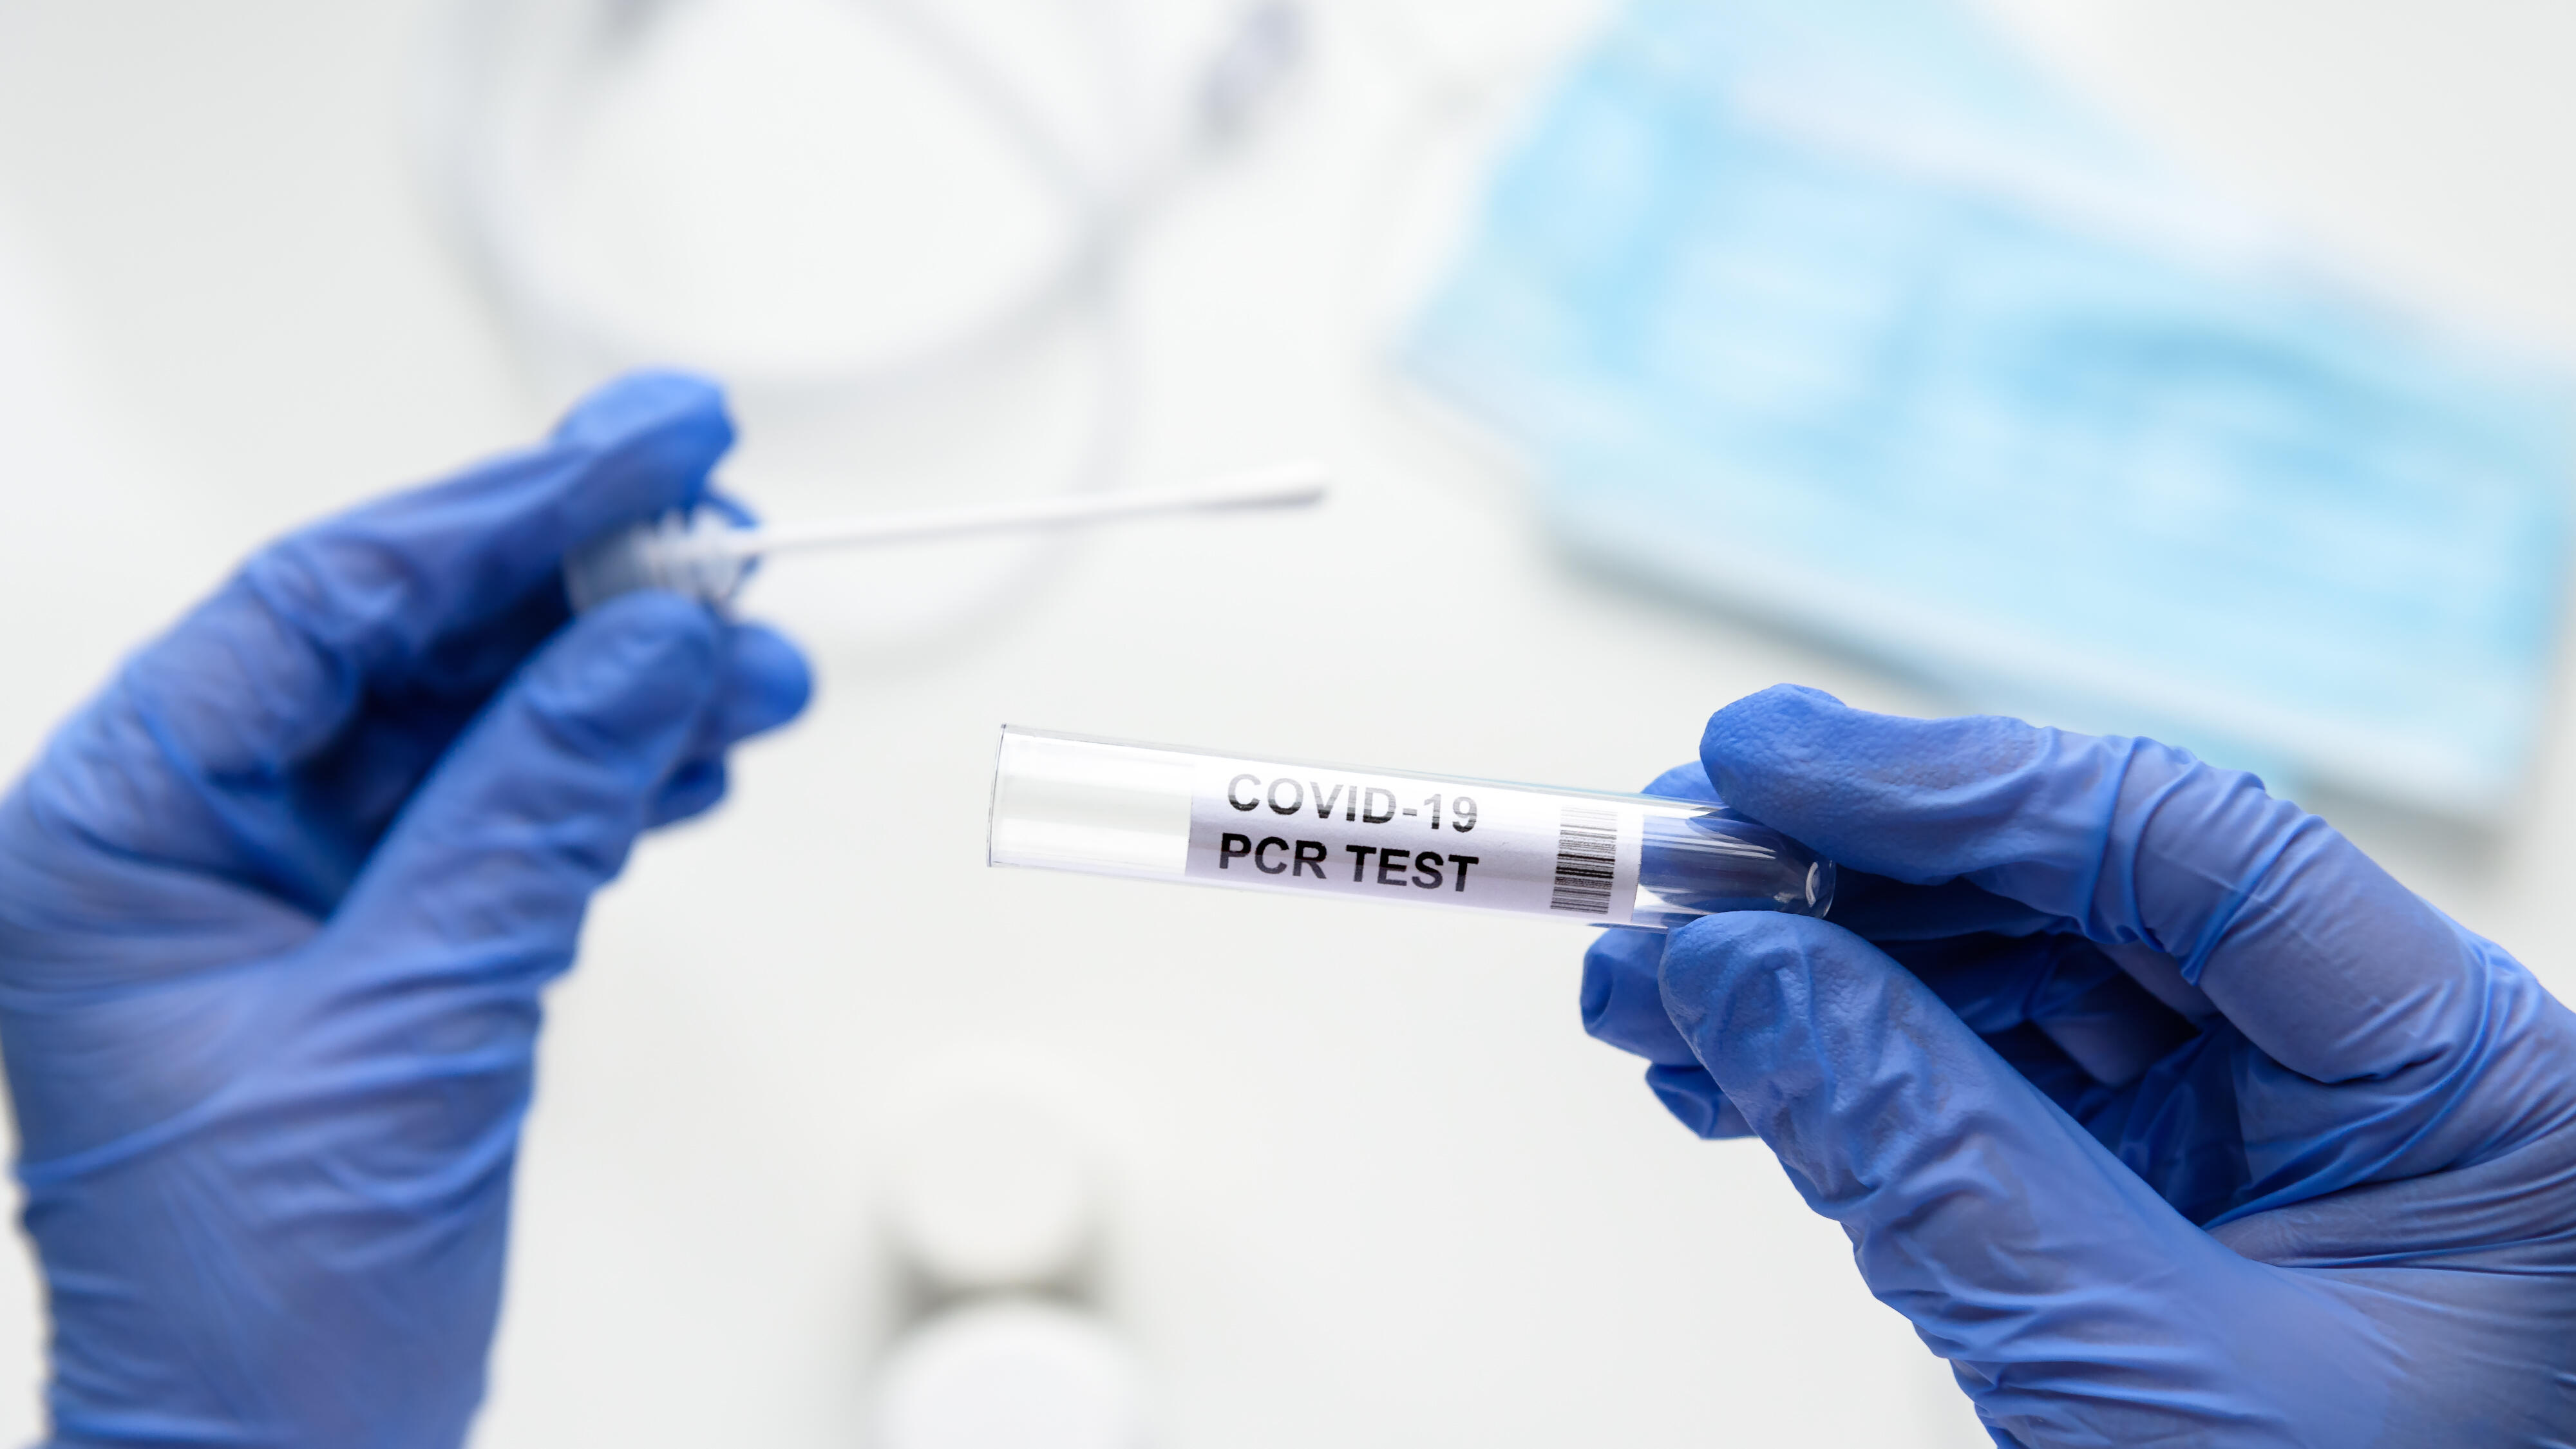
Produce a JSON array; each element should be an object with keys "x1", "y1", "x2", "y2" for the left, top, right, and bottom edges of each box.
[
  {"x1": 1584, "y1": 685, "x2": 2576, "y2": 1446},
  {"x1": 0, "y1": 372, "x2": 811, "y2": 1447}
]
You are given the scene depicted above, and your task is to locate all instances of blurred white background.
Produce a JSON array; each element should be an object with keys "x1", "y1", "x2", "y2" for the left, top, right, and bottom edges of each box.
[{"x1": 0, "y1": 1, "x2": 2571, "y2": 1444}]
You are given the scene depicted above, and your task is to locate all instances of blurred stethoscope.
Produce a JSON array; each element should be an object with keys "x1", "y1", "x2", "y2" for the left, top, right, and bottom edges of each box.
[
  {"x1": 412, "y1": 0, "x2": 1319, "y2": 644},
  {"x1": 406, "y1": 0, "x2": 1611, "y2": 650},
  {"x1": 415, "y1": 0, "x2": 1305, "y2": 401}
]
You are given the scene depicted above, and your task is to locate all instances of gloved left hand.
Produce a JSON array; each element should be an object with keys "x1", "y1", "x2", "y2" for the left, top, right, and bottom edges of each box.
[{"x1": 0, "y1": 372, "x2": 810, "y2": 1448}]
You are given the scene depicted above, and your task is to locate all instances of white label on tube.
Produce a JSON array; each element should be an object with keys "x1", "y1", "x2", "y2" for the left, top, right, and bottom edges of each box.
[{"x1": 1183, "y1": 760, "x2": 1642, "y2": 923}]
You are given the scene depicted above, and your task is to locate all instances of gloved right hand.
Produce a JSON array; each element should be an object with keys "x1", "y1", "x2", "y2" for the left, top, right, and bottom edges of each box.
[
  {"x1": 1582, "y1": 685, "x2": 2576, "y2": 1447},
  {"x1": 0, "y1": 372, "x2": 809, "y2": 1448}
]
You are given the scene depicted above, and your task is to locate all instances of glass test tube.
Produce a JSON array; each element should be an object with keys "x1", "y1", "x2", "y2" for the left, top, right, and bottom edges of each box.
[{"x1": 988, "y1": 728, "x2": 1833, "y2": 929}]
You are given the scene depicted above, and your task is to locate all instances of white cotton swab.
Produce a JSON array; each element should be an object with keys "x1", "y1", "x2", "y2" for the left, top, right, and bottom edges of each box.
[{"x1": 564, "y1": 462, "x2": 1331, "y2": 612}]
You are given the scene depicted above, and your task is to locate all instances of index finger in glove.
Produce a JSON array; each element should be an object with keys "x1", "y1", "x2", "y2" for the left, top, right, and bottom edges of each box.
[
  {"x1": 1593, "y1": 762, "x2": 2192, "y2": 1088},
  {"x1": 1701, "y1": 685, "x2": 2472, "y2": 1085},
  {"x1": 125, "y1": 370, "x2": 732, "y2": 777}
]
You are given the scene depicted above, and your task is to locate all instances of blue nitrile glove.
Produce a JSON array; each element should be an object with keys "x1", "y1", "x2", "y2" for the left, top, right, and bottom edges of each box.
[
  {"x1": 0, "y1": 372, "x2": 811, "y2": 1448},
  {"x1": 1582, "y1": 685, "x2": 2576, "y2": 1447}
]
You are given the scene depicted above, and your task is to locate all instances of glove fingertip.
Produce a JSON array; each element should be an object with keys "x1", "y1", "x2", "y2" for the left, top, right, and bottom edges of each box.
[
  {"x1": 1640, "y1": 761, "x2": 1718, "y2": 803},
  {"x1": 552, "y1": 371, "x2": 737, "y2": 515},
  {"x1": 648, "y1": 757, "x2": 730, "y2": 827},
  {"x1": 1644, "y1": 1064, "x2": 1749, "y2": 1139},
  {"x1": 1698, "y1": 685, "x2": 1850, "y2": 807},
  {"x1": 717, "y1": 621, "x2": 814, "y2": 742},
  {"x1": 554, "y1": 370, "x2": 732, "y2": 448},
  {"x1": 1581, "y1": 928, "x2": 1658, "y2": 1030},
  {"x1": 1705, "y1": 685, "x2": 1845, "y2": 744},
  {"x1": 1582, "y1": 928, "x2": 1705, "y2": 1065}
]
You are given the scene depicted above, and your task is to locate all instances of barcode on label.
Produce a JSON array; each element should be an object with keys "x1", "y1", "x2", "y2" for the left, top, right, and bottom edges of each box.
[{"x1": 1548, "y1": 805, "x2": 1620, "y2": 914}]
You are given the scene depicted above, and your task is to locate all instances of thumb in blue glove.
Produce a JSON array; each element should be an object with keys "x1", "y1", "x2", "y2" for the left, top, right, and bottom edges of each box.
[
  {"x1": 1583, "y1": 686, "x2": 2576, "y2": 1446},
  {"x1": 0, "y1": 372, "x2": 811, "y2": 1447}
]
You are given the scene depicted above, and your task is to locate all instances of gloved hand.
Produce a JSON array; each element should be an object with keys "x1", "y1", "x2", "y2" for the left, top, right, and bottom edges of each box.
[
  {"x1": 0, "y1": 372, "x2": 810, "y2": 1448},
  {"x1": 1582, "y1": 685, "x2": 2576, "y2": 1447}
]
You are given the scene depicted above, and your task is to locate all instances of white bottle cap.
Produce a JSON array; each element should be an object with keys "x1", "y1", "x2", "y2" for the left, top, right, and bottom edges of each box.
[{"x1": 871, "y1": 1300, "x2": 1149, "y2": 1449}]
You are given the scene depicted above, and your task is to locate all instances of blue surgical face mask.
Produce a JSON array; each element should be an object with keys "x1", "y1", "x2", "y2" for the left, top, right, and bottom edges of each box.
[{"x1": 1405, "y1": 0, "x2": 2573, "y2": 820}]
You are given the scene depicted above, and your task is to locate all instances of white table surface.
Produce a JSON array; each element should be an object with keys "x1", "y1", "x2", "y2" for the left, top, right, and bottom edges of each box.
[{"x1": 0, "y1": 2, "x2": 2570, "y2": 1444}]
